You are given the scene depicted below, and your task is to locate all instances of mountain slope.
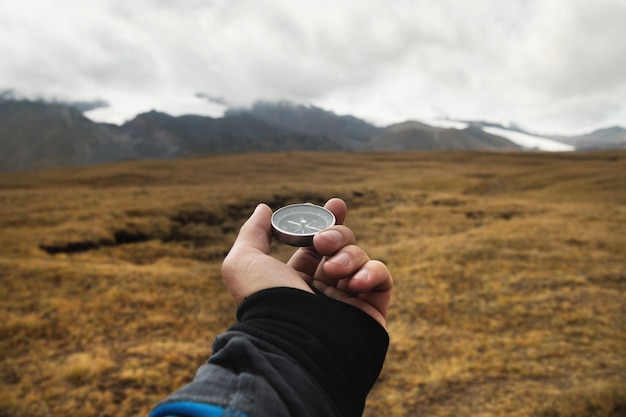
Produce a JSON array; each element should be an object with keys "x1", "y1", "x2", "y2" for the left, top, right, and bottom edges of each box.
[
  {"x1": 0, "y1": 100, "x2": 132, "y2": 172},
  {"x1": 481, "y1": 126, "x2": 575, "y2": 151},
  {"x1": 551, "y1": 126, "x2": 626, "y2": 150},
  {"x1": 0, "y1": 100, "x2": 342, "y2": 172},
  {"x1": 367, "y1": 121, "x2": 522, "y2": 151},
  {"x1": 226, "y1": 100, "x2": 382, "y2": 150},
  {"x1": 119, "y1": 110, "x2": 341, "y2": 156},
  {"x1": 425, "y1": 119, "x2": 574, "y2": 152}
]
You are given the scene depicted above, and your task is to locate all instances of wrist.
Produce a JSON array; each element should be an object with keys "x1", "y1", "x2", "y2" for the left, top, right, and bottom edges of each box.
[{"x1": 231, "y1": 287, "x2": 389, "y2": 417}]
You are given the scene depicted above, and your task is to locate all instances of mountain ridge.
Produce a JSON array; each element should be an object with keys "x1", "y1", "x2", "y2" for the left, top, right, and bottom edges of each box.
[
  {"x1": 225, "y1": 100, "x2": 382, "y2": 150},
  {"x1": 367, "y1": 121, "x2": 523, "y2": 151},
  {"x1": 548, "y1": 126, "x2": 626, "y2": 150},
  {"x1": 0, "y1": 99, "x2": 132, "y2": 172},
  {"x1": 0, "y1": 97, "x2": 621, "y2": 173}
]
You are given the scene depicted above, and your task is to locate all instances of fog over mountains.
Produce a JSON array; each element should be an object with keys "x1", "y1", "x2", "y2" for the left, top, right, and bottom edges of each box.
[{"x1": 1, "y1": 97, "x2": 625, "y2": 173}]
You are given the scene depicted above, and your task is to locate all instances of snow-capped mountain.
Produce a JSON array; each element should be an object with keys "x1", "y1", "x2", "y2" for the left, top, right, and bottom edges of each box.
[{"x1": 421, "y1": 119, "x2": 575, "y2": 152}]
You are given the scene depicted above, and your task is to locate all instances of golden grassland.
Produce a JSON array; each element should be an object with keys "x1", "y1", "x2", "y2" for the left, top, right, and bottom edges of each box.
[{"x1": 0, "y1": 151, "x2": 624, "y2": 417}]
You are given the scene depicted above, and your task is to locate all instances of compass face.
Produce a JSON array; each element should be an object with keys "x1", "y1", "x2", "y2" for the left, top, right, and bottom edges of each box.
[{"x1": 271, "y1": 203, "x2": 336, "y2": 246}]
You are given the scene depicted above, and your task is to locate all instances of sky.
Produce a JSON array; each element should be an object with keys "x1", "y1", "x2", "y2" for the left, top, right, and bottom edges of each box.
[{"x1": 1, "y1": 0, "x2": 625, "y2": 135}]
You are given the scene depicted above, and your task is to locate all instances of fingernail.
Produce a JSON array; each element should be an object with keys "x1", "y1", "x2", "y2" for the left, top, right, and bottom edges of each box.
[
  {"x1": 319, "y1": 229, "x2": 342, "y2": 244},
  {"x1": 352, "y1": 269, "x2": 369, "y2": 282},
  {"x1": 328, "y1": 252, "x2": 351, "y2": 267}
]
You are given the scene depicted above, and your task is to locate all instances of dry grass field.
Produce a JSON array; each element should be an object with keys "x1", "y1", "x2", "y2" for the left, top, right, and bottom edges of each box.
[{"x1": 0, "y1": 151, "x2": 624, "y2": 417}]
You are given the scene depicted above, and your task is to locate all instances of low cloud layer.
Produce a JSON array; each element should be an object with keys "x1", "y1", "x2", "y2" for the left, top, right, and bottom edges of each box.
[{"x1": 0, "y1": 0, "x2": 624, "y2": 133}]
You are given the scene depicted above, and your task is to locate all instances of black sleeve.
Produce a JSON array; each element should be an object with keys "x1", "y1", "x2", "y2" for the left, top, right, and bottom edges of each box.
[
  {"x1": 150, "y1": 287, "x2": 389, "y2": 417},
  {"x1": 229, "y1": 287, "x2": 389, "y2": 417}
]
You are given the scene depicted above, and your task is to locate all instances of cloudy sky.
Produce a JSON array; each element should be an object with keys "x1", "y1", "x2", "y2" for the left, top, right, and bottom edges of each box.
[{"x1": 1, "y1": 0, "x2": 624, "y2": 134}]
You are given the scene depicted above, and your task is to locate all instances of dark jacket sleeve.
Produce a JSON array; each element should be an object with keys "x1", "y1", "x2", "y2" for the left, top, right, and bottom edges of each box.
[{"x1": 149, "y1": 287, "x2": 389, "y2": 417}]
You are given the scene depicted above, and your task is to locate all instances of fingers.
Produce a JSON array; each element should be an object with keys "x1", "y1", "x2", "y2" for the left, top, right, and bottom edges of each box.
[
  {"x1": 321, "y1": 246, "x2": 391, "y2": 294},
  {"x1": 286, "y1": 225, "x2": 356, "y2": 276},
  {"x1": 351, "y1": 260, "x2": 393, "y2": 328},
  {"x1": 323, "y1": 197, "x2": 347, "y2": 225},
  {"x1": 322, "y1": 243, "x2": 368, "y2": 278},
  {"x1": 286, "y1": 198, "x2": 350, "y2": 276},
  {"x1": 347, "y1": 260, "x2": 393, "y2": 294},
  {"x1": 316, "y1": 249, "x2": 393, "y2": 328}
]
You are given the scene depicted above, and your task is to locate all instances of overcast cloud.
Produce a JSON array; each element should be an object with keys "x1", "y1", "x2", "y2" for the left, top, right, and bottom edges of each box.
[{"x1": 0, "y1": 0, "x2": 624, "y2": 134}]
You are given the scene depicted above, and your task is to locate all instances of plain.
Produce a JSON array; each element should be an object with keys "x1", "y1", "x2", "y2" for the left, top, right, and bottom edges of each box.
[{"x1": 0, "y1": 150, "x2": 624, "y2": 417}]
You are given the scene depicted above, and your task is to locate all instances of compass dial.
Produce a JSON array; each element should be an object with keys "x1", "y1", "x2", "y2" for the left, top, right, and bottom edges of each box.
[{"x1": 271, "y1": 203, "x2": 336, "y2": 246}]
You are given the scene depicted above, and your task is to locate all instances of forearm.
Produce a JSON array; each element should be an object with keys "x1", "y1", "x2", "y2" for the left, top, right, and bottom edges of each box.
[{"x1": 150, "y1": 287, "x2": 389, "y2": 417}]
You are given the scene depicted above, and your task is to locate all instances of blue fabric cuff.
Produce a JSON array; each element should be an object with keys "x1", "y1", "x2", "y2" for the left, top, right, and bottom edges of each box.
[{"x1": 149, "y1": 401, "x2": 247, "y2": 417}]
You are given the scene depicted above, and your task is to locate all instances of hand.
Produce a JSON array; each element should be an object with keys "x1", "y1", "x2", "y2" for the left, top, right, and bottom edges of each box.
[{"x1": 221, "y1": 198, "x2": 393, "y2": 328}]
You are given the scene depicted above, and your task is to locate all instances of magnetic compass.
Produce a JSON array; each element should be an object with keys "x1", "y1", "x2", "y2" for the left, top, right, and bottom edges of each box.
[{"x1": 271, "y1": 203, "x2": 336, "y2": 246}]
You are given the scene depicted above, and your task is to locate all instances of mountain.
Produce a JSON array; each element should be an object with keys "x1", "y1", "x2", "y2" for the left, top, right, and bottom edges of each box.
[
  {"x1": 118, "y1": 110, "x2": 340, "y2": 157},
  {"x1": 0, "y1": 99, "x2": 132, "y2": 172},
  {"x1": 549, "y1": 126, "x2": 626, "y2": 150},
  {"x1": 424, "y1": 119, "x2": 575, "y2": 152},
  {"x1": 367, "y1": 121, "x2": 523, "y2": 151},
  {"x1": 226, "y1": 100, "x2": 382, "y2": 150},
  {"x1": 1, "y1": 97, "x2": 623, "y2": 173},
  {"x1": 0, "y1": 99, "x2": 341, "y2": 172}
]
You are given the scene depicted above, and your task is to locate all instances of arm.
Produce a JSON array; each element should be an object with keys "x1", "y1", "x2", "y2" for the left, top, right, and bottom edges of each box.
[{"x1": 150, "y1": 198, "x2": 393, "y2": 417}]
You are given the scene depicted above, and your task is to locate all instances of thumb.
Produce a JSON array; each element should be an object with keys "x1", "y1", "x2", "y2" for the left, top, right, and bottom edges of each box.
[{"x1": 229, "y1": 203, "x2": 273, "y2": 256}]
